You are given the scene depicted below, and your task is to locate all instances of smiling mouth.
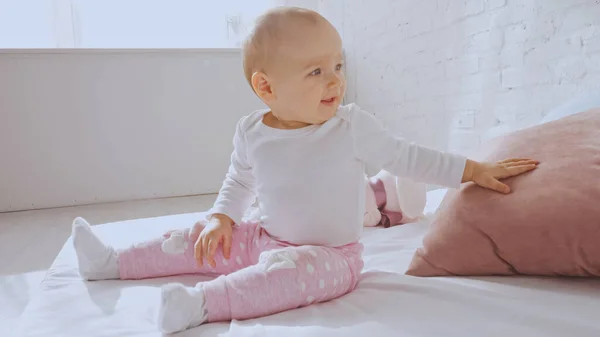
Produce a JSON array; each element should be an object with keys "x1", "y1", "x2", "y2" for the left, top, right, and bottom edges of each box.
[{"x1": 321, "y1": 97, "x2": 338, "y2": 105}]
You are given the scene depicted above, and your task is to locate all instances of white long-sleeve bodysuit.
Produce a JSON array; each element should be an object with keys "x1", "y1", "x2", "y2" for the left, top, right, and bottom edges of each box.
[{"x1": 209, "y1": 104, "x2": 467, "y2": 247}]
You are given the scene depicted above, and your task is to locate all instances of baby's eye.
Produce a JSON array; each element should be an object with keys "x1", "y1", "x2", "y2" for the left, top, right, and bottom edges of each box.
[
  {"x1": 310, "y1": 68, "x2": 321, "y2": 76},
  {"x1": 336, "y1": 63, "x2": 343, "y2": 71}
]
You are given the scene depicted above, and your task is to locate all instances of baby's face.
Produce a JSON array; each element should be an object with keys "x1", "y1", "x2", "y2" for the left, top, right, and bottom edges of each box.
[{"x1": 266, "y1": 21, "x2": 345, "y2": 126}]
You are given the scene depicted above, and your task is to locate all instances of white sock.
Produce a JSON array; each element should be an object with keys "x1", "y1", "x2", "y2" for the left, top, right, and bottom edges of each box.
[
  {"x1": 72, "y1": 217, "x2": 119, "y2": 280},
  {"x1": 157, "y1": 283, "x2": 208, "y2": 333}
]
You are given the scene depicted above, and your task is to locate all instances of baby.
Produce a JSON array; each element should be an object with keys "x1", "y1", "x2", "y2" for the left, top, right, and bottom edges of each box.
[{"x1": 71, "y1": 7, "x2": 538, "y2": 333}]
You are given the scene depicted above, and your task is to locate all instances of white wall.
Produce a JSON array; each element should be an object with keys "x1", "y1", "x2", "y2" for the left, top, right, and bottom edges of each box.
[
  {"x1": 0, "y1": 49, "x2": 265, "y2": 212},
  {"x1": 320, "y1": 0, "x2": 600, "y2": 154},
  {"x1": 3, "y1": 1, "x2": 599, "y2": 211}
]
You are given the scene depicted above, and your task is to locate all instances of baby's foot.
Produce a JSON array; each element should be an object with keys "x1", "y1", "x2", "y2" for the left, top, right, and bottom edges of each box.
[
  {"x1": 157, "y1": 283, "x2": 207, "y2": 333},
  {"x1": 72, "y1": 217, "x2": 119, "y2": 280},
  {"x1": 373, "y1": 170, "x2": 426, "y2": 221},
  {"x1": 363, "y1": 176, "x2": 382, "y2": 227}
]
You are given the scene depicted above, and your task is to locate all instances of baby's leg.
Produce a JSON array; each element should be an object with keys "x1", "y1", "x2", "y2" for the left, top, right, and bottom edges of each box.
[
  {"x1": 72, "y1": 217, "x2": 259, "y2": 280},
  {"x1": 157, "y1": 242, "x2": 364, "y2": 333}
]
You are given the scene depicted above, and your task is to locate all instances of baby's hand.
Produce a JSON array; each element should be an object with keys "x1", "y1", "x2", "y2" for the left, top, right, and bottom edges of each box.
[
  {"x1": 193, "y1": 214, "x2": 233, "y2": 267},
  {"x1": 462, "y1": 158, "x2": 539, "y2": 194}
]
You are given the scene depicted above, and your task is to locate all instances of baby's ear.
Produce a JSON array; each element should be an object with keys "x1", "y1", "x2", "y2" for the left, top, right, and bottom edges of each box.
[{"x1": 251, "y1": 71, "x2": 274, "y2": 102}]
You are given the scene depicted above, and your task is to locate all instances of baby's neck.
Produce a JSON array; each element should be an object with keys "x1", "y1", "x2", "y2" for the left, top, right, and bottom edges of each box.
[{"x1": 262, "y1": 111, "x2": 311, "y2": 130}]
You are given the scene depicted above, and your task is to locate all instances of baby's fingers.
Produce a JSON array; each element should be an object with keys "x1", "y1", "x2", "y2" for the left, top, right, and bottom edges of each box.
[
  {"x1": 505, "y1": 164, "x2": 537, "y2": 177},
  {"x1": 223, "y1": 232, "x2": 232, "y2": 260},
  {"x1": 206, "y1": 236, "x2": 219, "y2": 268},
  {"x1": 483, "y1": 175, "x2": 511, "y2": 194},
  {"x1": 194, "y1": 236, "x2": 204, "y2": 267},
  {"x1": 497, "y1": 158, "x2": 539, "y2": 165},
  {"x1": 503, "y1": 160, "x2": 539, "y2": 167},
  {"x1": 498, "y1": 158, "x2": 529, "y2": 164}
]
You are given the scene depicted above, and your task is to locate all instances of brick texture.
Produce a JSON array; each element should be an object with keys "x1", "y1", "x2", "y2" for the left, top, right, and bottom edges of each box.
[{"x1": 318, "y1": 0, "x2": 600, "y2": 155}]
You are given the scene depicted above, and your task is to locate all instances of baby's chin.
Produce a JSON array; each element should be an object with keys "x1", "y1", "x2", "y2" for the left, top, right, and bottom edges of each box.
[
  {"x1": 299, "y1": 105, "x2": 339, "y2": 125},
  {"x1": 320, "y1": 104, "x2": 340, "y2": 116}
]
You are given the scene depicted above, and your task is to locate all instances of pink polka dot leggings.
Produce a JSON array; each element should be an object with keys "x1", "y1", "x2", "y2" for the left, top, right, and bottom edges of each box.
[{"x1": 118, "y1": 221, "x2": 364, "y2": 323}]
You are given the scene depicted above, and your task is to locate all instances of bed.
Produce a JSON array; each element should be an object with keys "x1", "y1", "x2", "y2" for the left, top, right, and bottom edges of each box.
[{"x1": 16, "y1": 189, "x2": 600, "y2": 337}]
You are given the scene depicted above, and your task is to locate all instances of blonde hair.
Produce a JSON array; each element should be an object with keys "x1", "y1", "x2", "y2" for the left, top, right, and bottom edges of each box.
[{"x1": 242, "y1": 7, "x2": 327, "y2": 87}]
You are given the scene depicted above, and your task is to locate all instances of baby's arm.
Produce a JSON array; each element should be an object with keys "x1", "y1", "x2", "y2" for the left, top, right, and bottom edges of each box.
[
  {"x1": 197, "y1": 117, "x2": 257, "y2": 266},
  {"x1": 209, "y1": 118, "x2": 257, "y2": 224},
  {"x1": 349, "y1": 105, "x2": 537, "y2": 193},
  {"x1": 349, "y1": 106, "x2": 466, "y2": 188}
]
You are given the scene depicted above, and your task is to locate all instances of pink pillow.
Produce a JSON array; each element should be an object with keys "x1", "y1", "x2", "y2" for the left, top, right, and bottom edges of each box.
[{"x1": 406, "y1": 109, "x2": 600, "y2": 277}]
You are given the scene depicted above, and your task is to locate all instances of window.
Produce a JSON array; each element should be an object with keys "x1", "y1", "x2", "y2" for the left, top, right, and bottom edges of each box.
[
  {"x1": 0, "y1": 0, "x2": 56, "y2": 48},
  {"x1": 0, "y1": 0, "x2": 280, "y2": 48}
]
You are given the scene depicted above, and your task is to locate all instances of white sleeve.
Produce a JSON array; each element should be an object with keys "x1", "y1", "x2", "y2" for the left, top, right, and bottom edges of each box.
[
  {"x1": 349, "y1": 105, "x2": 467, "y2": 188},
  {"x1": 208, "y1": 118, "x2": 257, "y2": 224}
]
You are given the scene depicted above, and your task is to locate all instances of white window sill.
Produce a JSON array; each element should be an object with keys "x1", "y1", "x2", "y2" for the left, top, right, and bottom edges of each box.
[{"x1": 0, "y1": 48, "x2": 242, "y2": 54}]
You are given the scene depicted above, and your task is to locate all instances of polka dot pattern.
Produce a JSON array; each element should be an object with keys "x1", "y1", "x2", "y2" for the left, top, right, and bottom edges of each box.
[{"x1": 122, "y1": 221, "x2": 363, "y2": 321}]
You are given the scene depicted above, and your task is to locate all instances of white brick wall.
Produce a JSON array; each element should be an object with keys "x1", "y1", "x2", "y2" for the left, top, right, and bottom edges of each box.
[{"x1": 319, "y1": 0, "x2": 600, "y2": 154}]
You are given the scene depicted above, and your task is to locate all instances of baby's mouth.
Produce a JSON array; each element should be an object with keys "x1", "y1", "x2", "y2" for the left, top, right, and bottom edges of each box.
[{"x1": 320, "y1": 97, "x2": 337, "y2": 105}]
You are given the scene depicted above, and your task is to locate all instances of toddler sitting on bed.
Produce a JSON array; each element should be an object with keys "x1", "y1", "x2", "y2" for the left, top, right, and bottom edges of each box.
[{"x1": 71, "y1": 7, "x2": 538, "y2": 333}]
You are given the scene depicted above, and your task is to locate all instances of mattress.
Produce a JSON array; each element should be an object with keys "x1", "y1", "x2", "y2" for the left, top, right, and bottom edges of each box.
[{"x1": 16, "y1": 190, "x2": 600, "y2": 337}]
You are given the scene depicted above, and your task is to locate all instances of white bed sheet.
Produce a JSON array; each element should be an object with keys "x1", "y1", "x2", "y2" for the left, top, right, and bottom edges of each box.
[{"x1": 16, "y1": 190, "x2": 600, "y2": 337}]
